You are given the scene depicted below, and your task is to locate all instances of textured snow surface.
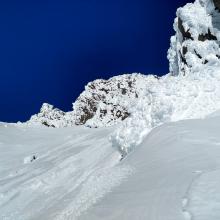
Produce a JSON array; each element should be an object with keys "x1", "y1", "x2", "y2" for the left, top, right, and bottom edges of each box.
[
  {"x1": 187, "y1": 170, "x2": 220, "y2": 220},
  {"x1": 0, "y1": 123, "x2": 132, "y2": 220},
  {"x1": 1, "y1": 113, "x2": 220, "y2": 219},
  {"x1": 79, "y1": 114, "x2": 220, "y2": 220}
]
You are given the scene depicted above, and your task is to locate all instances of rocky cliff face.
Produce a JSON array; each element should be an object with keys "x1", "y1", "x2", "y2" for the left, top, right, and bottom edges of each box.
[{"x1": 168, "y1": 0, "x2": 220, "y2": 76}]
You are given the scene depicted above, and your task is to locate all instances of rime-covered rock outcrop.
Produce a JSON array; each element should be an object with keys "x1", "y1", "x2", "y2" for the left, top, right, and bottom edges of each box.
[
  {"x1": 73, "y1": 74, "x2": 150, "y2": 127},
  {"x1": 28, "y1": 103, "x2": 74, "y2": 128},
  {"x1": 168, "y1": 0, "x2": 220, "y2": 76},
  {"x1": 28, "y1": 74, "x2": 156, "y2": 127}
]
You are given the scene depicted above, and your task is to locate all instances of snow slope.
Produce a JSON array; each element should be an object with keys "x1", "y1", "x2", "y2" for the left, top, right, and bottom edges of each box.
[
  {"x1": 79, "y1": 113, "x2": 220, "y2": 220},
  {"x1": 1, "y1": 112, "x2": 220, "y2": 219},
  {"x1": 0, "y1": 123, "x2": 132, "y2": 220},
  {"x1": 187, "y1": 169, "x2": 220, "y2": 220}
]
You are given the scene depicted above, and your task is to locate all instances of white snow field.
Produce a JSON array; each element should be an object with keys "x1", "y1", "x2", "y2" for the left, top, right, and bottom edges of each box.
[
  {"x1": 79, "y1": 114, "x2": 220, "y2": 220},
  {"x1": 0, "y1": 123, "x2": 132, "y2": 220},
  {"x1": 1, "y1": 113, "x2": 220, "y2": 220}
]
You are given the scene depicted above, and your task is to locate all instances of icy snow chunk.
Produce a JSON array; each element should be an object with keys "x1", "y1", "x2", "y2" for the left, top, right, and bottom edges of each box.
[{"x1": 23, "y1": 155, "x2": 37, "y2": 164}]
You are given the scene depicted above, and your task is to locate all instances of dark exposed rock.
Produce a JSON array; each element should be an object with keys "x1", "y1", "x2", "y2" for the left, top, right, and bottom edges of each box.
[
  {"x1": 198, "y1": 29, "x2": 217, "y2": 41},
  {"x1": 182, "y1": 46, "x2": 188, "y2": 55},
  {"x1": 122, "y1": 88, "x2": 127, "y2": 95},
  {"x1": 178, "y1": 18, "x2": 193, "y2": 41},
  {"x1": 179, "y1": 50, "x2": 187, "y2": 65},
  {"x1": 121, "y1": 111, "x2": 130, "y2": 120},
  {"x1": 213, "y1": 0, "x2": 220, "y2": 11},
  {"x1": 42, "y1": 121, "x2": 50, "y2": 127},
  {"x1": 30, "y1": 155, "x2": 37, "y2": 162},
  {"x1": 194, "y1": 50, "x2": 202, "y2": 59}
]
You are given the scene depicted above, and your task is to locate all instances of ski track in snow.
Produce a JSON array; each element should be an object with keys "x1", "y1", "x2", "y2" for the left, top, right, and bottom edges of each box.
[
  {"x1": 185, "y1": 168, "x2": 220, "y2": 220},
  {"x1": 181, "y1": 170, "x2": 203, "y2": 220}
]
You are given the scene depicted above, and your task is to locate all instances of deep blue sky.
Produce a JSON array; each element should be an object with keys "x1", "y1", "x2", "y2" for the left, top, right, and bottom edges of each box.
[{"x1": 0, "y1": 0, "x2": 190, "y2": 122}]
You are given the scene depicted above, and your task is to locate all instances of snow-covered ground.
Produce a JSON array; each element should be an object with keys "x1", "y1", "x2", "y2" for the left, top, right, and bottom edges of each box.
[
  {"x1": 0, "y1": 123, "x2": 131, "y2": 220},
  {"x1": 1, "y1": 113, "x2": 220, "y2": 219},
  {"x1": 80, "y1": 114, "x2": 220, "y2": 220}
]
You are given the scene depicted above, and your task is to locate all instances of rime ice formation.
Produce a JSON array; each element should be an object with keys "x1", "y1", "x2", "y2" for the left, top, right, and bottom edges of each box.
[
  {"x1": 29, "y1": 74, "x2": 156, "y2": 128},
  {"x1": 168, "y1": 0, "x2": 220, "y2": 76},
  {"x1": 28, "y1": 103, "x2": 75, "y2": 128},
  {"x1": 28, "y1": 0, "x2": 220, "y2": 155},
  {"x1": 73, "y1": 74, "x2": 152, "y2": 127}
]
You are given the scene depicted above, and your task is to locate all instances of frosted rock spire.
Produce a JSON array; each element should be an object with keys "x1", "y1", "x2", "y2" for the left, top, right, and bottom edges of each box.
[{"x1": 168, "y1": 0, "x2": 220, "y2": 76}]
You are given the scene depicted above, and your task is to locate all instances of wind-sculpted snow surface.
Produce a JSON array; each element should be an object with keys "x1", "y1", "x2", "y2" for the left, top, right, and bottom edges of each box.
[
  {"x1": 187, "y1": 169, "x2": 220, "y2": 220},
  {"x1": 2, "y1": 110, "x2": 220, "y2": 220},
  {"x1": 0, "y1": 124, "x2": 132, "y2": 220},
  {"x1": 79, "y1": 113, "x2": 220, "y2": 220}
]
